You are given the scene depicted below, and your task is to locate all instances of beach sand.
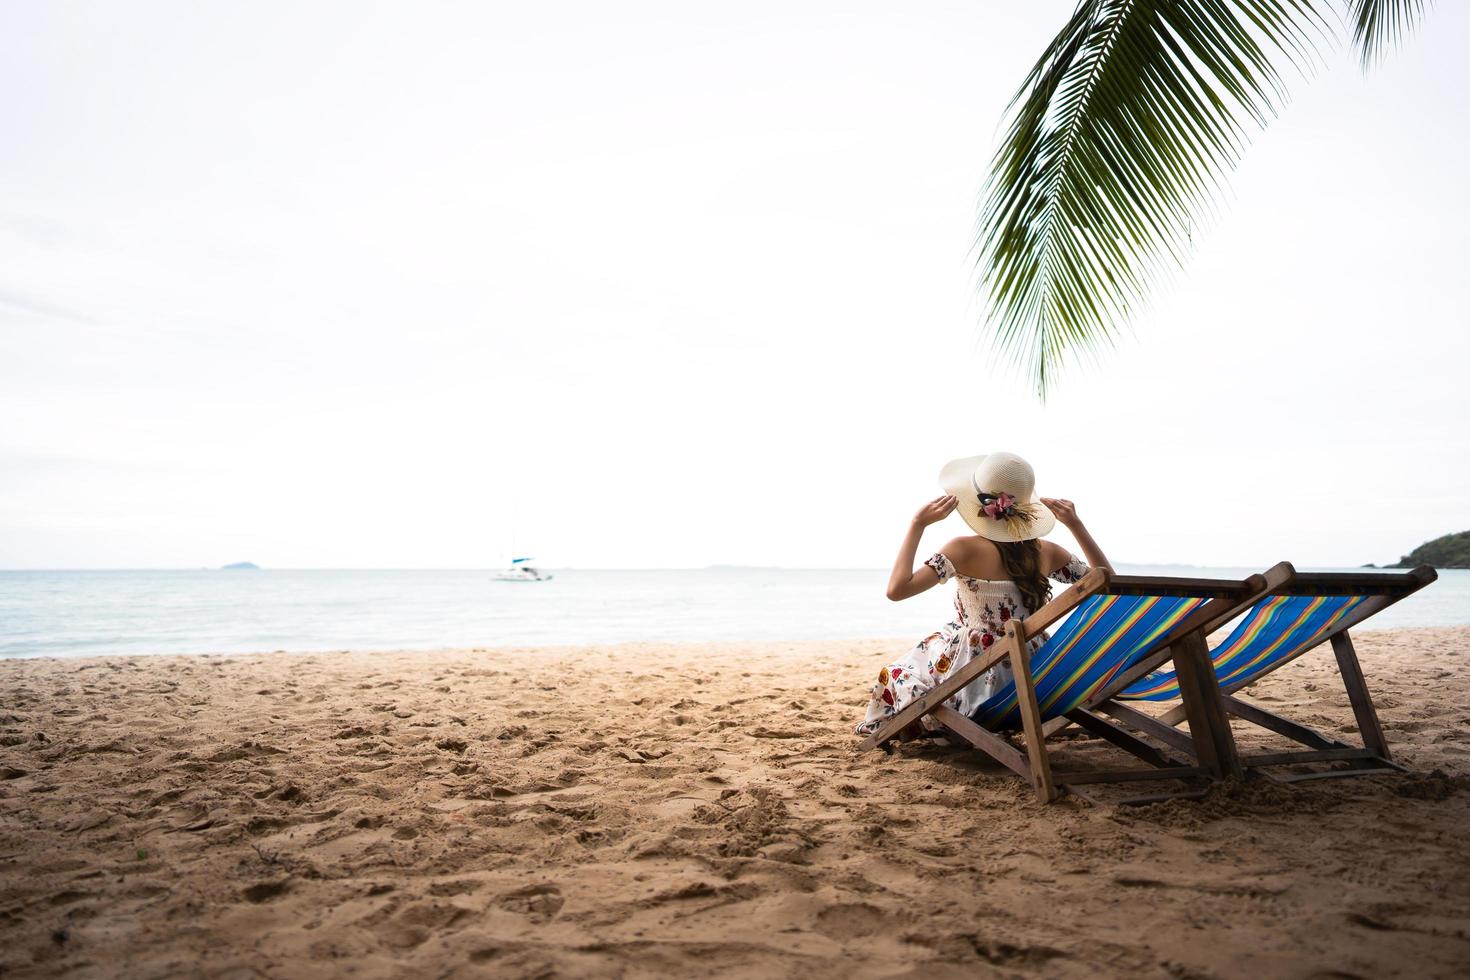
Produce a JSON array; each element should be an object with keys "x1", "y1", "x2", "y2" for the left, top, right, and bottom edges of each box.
[{"x1": 1, "y1": 628, "x2": 1468, "y2": 978}]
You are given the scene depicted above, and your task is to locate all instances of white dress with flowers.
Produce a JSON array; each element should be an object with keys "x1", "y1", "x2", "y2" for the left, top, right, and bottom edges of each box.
[{"x1": 855, "y1": 552, "x2": 1090, "y2": 737}]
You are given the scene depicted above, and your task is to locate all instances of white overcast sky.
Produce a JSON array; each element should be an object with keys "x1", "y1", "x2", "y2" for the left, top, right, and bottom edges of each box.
[{"x1": 2, "y1": 1, "x2": 1465, "y2": 570}]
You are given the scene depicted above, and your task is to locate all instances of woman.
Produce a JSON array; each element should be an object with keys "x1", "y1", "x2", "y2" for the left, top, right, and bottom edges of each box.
[{"x1": 855, "y1": 452, "x2": 1111, "y2": 737}]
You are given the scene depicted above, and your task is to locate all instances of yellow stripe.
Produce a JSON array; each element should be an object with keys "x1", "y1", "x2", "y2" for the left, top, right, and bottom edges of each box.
[
  {"x1": 1215, "y1": 596, "x2": 1331, "y2": 686},
  {"x1": 1129, "y1": 597, "x2": 1287, "y2": 698},
  {"x1": 1129, "y1": 596, "x2": 1308, "y2": 698},
  {"x1": 1216, "y1": 595, "x2": 1364, "y2": 687},
  {"x1": 1126, "y1": 595, "x2": 1368, "y2": 700},
  {"x1": 1210, "y1": 595, "x2": 1293, "y2": 679},
  {"x1": 1066, "y1": 597, "x2": 1203, "y2": 708},
  {"x1": 977, "y1": 595, "x2": 1116, "y2": 723},
  {"x1": 1038, "y1": 597, "x2": 1167, "y2": 712},
  {"x1": 1032, "y1": 595, "x2": 1136, "y2": 688}
]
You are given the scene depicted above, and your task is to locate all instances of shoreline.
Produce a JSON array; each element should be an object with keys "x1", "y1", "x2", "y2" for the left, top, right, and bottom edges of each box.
[
  {"x1": 0, "y1": 618, "x2": 1458, "y2": 663},
  {"x1": 2, "y1": 629, "x2": 1468, "y2": 977},
  {"x1": 1, "y1": 637, "x2": 923, "y2": 664}
]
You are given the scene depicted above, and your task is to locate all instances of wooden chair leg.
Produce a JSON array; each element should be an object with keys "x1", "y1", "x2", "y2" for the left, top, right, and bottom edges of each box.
[
  {"x1": 1331, "y1": 630, "x2": 1391, "y2": 761},
  {"x1": 1042, "y1": 716, "x2": 1075, "y2": 738},
  {"x1": 1157, "y1": 703, "x2": 1188, "y2": 727},
  {"x1": 1171, "y1": 630, "x2": 1242, "y2": 780},
  {"x1": 1006, "y1": 626, "x2": 1057, "y2": 803}
]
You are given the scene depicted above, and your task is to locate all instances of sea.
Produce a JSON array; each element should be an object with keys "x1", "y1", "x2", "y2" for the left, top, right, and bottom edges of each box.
[{"x1": 1, "y1": 566, "x2": 1466, "y2": 660}]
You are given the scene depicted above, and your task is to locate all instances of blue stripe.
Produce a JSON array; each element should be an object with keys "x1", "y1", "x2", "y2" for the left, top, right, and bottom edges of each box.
[
  {"x1": 1117, "y1": 595, "x2": 1363, "y2": 701},
  {"x1": 971, "y1": 594, "x2": 1205, "y2": 730}
]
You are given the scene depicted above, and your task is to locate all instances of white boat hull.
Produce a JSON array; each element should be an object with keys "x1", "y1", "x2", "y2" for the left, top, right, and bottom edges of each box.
[{"x1": 492, "y1": 568, "x2": 553, "y2": 582}]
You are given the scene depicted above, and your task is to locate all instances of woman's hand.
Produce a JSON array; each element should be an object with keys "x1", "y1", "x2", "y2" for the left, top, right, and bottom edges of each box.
[
  {"x1": 1042, "y1": 497, "x2": 1112, "y2": 572},
  {"x1": 1041, "y1": 497, "x2": 1081, "y2": 528},
  {"x1": 912, "y1": 495, "x2": 958, "y2": 527},
  {"x1": 890, "y1": 496, "x2": 956, "y2": 601}
]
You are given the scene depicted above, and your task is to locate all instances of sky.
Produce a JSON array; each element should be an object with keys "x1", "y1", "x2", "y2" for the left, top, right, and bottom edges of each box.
[{"x1": 1, "y1": 1, "x2": 1466, "y2": 570}]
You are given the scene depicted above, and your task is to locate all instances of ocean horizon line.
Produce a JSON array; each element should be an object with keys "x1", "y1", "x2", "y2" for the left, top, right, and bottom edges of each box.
[{"x1": 0, "y1": 560, "x2": 1424, "y2": 574}]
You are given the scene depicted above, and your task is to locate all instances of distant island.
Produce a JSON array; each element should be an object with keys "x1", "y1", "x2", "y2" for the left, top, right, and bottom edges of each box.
[
  {"x1": 219, "y1": 561, "x2": 260, "y2": 570},
  {"x1": 1375, "y1": 531, "x2": 1470, "y2": 569}
]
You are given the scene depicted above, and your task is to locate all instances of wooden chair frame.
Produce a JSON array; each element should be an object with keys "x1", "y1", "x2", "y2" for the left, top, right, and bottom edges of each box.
[
  {"x1": 1083, "y1": 565, "x2": 1437, "y2": 784},
  {"x1": 858, "y1": 565, "x2": 1292, "y2": 804}
]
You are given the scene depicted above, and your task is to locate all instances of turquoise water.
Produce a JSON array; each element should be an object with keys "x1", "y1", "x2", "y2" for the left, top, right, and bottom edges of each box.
[{"x1": 0, "y1": 566, "x2": 1464, "y2": 659}]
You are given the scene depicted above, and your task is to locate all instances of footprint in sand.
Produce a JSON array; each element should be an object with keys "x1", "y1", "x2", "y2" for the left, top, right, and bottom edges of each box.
[
  {"x1": 376, "y1": 902, "x2": 472, "y2": 949},
  {"x1": 427, "y1": 879, "x2": 484, "y2": 897},
  {"x1": 970, "y1": 938, "x2": 1068, "y2": 967},
  {"x1": 241, "y1": 879, "x2": 291, "y2": 903},
  {"x1": 496, "y1": 884, "x2": 564, "y2": 922},
  {"x1": 813, "y1": 903, "x2": 893, "y2": 940}
]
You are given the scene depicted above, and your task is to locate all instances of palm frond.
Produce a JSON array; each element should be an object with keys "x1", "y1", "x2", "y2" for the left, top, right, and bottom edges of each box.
[
  {"x1": 1348, "y1": 0, "x2": 1428, "y2": 66},
  {"x1": 977, "y1": 0, "x2": 1432, "y2": 398},
  {"x1": 978, "y1": 0, "x2": 1335, "y2": 398}
]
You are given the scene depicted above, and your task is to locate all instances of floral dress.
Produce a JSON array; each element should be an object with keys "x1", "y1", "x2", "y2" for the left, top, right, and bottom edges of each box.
[{"x1": 855, "y1": 552, "x2": 1090, "y2": 737}]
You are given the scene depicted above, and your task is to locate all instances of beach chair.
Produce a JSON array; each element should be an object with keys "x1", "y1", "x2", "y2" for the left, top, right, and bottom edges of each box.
[
  {"x1": 1081, "y1": 565, "x2": 1438, "y2": 783},
  {"x1": 858, "y1": 565, "x2": 1293, "y2": 804}
]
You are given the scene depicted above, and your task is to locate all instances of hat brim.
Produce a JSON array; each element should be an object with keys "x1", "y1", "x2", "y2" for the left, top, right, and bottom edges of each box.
[{"x1": 938, "y1": 455, "x2": 1056, "y2": 543}]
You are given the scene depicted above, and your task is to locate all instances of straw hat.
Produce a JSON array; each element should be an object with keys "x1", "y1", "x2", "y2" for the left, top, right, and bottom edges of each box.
[{"x1": 938, "y1": 452, "x2": 1056, "y2": 542}]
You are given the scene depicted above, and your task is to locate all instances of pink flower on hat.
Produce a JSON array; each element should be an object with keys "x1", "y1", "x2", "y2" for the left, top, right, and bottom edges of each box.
[{"x1": 982, "y1": 492, "x2": 1016, "y2": 521}]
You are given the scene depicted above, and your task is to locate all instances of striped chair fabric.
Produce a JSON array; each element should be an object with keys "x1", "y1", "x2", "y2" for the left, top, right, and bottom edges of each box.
[
  {"x1": 1117, "y1": 594, "x2": 1370, "y2": 702},
  {"x1": 971, "y1": 593, "x2": 1209, "y2": 731}
]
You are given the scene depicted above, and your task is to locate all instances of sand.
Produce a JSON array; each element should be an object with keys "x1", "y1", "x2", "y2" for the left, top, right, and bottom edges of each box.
[{"x1": 1, "y1": 628, "x2": 1468, "y2": 979}]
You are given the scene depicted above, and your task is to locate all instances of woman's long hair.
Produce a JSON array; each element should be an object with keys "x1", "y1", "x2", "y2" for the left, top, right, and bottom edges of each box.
[{"x1": 995, "y1": 540, "x2": 1050, "y2": 615}]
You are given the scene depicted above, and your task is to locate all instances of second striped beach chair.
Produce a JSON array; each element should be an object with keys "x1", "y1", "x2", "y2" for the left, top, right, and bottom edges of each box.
[
  {"x1": 858, "y1": 565, "x2": 1289, "y2": 803},
  {"x1": 1088, "y1": 564, "x2": 1438, "y2": 782}
]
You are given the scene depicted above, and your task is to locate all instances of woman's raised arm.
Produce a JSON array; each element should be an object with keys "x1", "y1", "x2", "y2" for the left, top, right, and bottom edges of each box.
[
  {"x1": 886, "y1": 495, "x2": 958, "y2": 601},
  {"x1": 1041, "y1": 497, "x2": 1112, "y2": 572}
]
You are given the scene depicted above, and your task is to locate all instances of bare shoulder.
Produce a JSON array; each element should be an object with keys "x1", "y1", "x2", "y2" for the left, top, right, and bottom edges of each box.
[
  {"x1": 1038, "y1": 539, "x2": 1075, "y2": 573},
  {"x1": 941, "y1": 535, "x2": 1004, "y2": 579},
  {"x1": 940, "y1": 535, "x2": 992, "y2": 560}
]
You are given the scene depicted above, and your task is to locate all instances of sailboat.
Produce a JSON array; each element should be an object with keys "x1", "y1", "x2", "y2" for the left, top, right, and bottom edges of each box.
[{"x1": 492, "y1": 557, "x2": 553, "y2": 582}]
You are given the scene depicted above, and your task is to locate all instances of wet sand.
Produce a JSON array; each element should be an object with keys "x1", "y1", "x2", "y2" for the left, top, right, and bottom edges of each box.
[{"x1": 1, "y1": 628, "x2": 1468, "y2": 978}]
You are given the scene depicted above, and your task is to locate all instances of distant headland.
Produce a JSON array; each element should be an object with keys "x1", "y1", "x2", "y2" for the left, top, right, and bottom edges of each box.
[
  {"x1": 1367, "y1": 531, "x2": 1470, "y2": 570},
  {"x1": 219, "y1": 561, "x2": 260, "y2": 571}
]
